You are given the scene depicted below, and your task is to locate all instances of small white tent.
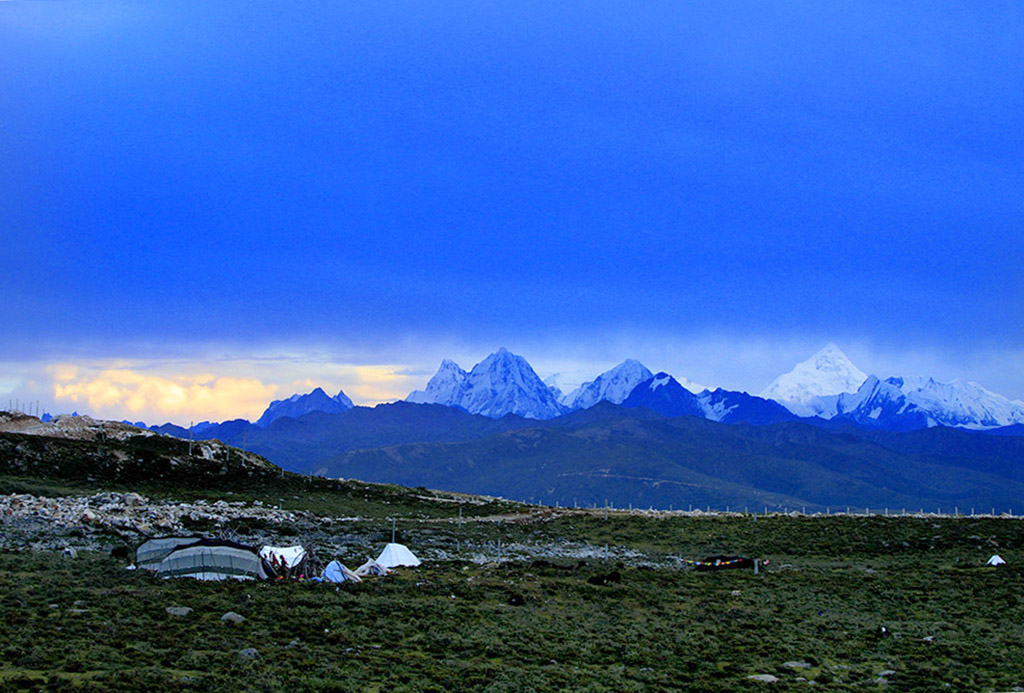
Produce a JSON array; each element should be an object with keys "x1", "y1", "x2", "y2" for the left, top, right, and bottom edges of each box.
[
  {"x1": 987, "y1": 554, "x2": 1007, "y2": 566},
  {"x1": 355, "y1": 559, "x2": 390, "y2": 577},
  {"x1": 375, "y1": 543, "x2": 421, "y2": 569}
]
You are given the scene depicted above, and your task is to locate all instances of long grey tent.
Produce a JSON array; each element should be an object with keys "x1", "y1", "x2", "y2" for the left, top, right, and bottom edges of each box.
[
  {"x1": 155, "y1": 539, "x2": 271, "y2": 581},
  {"x1": 136, "y1": 536, "x2": 206, "y2": 570}
]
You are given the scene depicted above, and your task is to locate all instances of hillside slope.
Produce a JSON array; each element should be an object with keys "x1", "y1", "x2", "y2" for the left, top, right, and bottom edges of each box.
[{"x1": 314, "y1": 412, "x2": 1024, "y2": 511}]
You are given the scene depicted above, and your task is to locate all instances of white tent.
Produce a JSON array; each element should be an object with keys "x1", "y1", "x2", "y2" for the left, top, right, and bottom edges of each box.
[
  {"x1": 375, "y1": 543, "x2": 421, "y2": 569},
  {"x1": 260, "y1": 545, "x2": 307, "y2": 569},
  {"x1": 322, "y1": 560, "x2": 362, "y2": 583},
  {"x1": 355, "y1": 559, "x2": 390, "y2": 577},
  {"x1": 156, "y1": 540, "x2": 269, "y2": 581},
  {"x1": 987, "y1": 554, "x2": 1007, "y2": 566}
]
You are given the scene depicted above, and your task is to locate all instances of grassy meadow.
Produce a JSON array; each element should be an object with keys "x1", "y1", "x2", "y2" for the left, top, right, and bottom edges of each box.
[{"x1": 4, "y1": 485, "x2": 1024, "y2": 691}]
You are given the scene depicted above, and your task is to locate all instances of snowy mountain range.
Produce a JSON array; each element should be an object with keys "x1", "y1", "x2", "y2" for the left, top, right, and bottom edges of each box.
[
  {"x1": 763, "y1": 345, "x2": 1024, "y2": 430},
  {"x1": 401, "y1": 344, "x2": 1023, "y2": 432},
  {"x1": 138, "y1": 344, "x2": 1023, "y2": 435}
]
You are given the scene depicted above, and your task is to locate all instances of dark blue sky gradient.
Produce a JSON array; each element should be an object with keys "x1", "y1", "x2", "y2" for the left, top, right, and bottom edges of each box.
[{"x1": 2, "y1": 1, "x2": 1022, "y2": 394}]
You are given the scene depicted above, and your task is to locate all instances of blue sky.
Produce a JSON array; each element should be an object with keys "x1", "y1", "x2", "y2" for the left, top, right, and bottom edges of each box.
[{"x1": 2, "y1": 2, "x2": 1022, "y2": 423}]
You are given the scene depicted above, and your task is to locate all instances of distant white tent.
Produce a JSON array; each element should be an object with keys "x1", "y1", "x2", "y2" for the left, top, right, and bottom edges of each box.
[
  {"x1": 355, "y1": 559, "x2": 390, "y2": 577},
  {"x1": 322, "y1": 560, "x2": 362, "y2": 583},
  {"x1": 987, "y1": 554, "x2": 1007, "y2": 566},
  {"x1": 375, "y1": 543, "x2": 421, "y2": 569}
]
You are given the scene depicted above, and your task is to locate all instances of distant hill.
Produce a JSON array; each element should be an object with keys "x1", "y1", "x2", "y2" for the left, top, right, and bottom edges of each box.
[
  {"x1": 240, "y1": 401, "x2": 532, "y2": 473},
  {"x1": 0, "y1": 423, "x2": 281, "y2": 489},
  {"x1": 256, "y1": 387, "x2": 354, "y2": 428},
  {"x1": 311, "y1": 409, "x2": 1024, "y2": 511}
]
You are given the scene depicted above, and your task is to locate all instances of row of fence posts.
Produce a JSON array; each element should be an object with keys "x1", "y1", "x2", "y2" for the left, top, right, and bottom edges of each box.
[
  {"x1": 7, "y1": 400, "x2": 42, "y2": 417},
  {"x1": 393, "y1": 497, "x2": 1020, "y2": 572},
  {"x1": 555, "y1": 498, "x2": 1018, "y2": 519}
]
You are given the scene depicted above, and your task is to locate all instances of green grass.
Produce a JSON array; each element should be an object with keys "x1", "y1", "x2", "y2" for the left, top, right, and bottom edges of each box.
[
  {"x1": 4, "y1": 512, "x2": 1024, "y2": 691},
  {"x1": 5, "y1": 434, "x2": 1024, "y2": 691}
]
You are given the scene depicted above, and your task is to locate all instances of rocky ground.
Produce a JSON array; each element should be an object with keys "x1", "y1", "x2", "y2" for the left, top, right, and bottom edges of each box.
[
  {"x1": 0, "y1": 491, "x2": 360, "y2": 554},
  {"x1": 0, "y1": 411, "x2": 157, "y2": 442},
  {"x1": 0, "y1": 490, "x2": 667, "y2": 569}
]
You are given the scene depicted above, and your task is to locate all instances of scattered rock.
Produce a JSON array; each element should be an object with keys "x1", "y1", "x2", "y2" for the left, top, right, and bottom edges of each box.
[
  {"x1": 123, "y1": 493, "x2": 145, "y2": 507},
  {"x1": 166, "y1": 606, "x2": 193, "y2": 617},
  {"x1": 782, "y1": 661, "x2": 812, "y2": 670},
  {"x1": 221, "y1": 611, "x2": 246, "y2": 624},
  {"x1": 287, "y1": 639, "x2": 302, "y2": 649},
  {"x1": 747, "y1": 674, "x2": 779, "y2": 683},
  {"x1": 878, "y1": 670, "x2": 896, "y2": 677},
  {"x1": 922, "y1": 635, "x2": 935, "y2": 642},
  {"x1": 238, "y1": 648, "x2": 259, "y2": 661}
]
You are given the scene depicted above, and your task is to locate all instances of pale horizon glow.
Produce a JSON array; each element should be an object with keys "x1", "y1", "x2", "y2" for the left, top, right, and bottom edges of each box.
[{"x1": 1, "y1": 337, "x2": 1021, "y2": 426}]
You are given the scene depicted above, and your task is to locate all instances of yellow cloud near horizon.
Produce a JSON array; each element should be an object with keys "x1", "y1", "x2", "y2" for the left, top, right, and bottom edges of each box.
[
  {"x1": 45, "y1": 360, "x2": 425, "y2": 424},
  {"x1": 53, "y1": 368, "x2": 278, "y2": 423}
]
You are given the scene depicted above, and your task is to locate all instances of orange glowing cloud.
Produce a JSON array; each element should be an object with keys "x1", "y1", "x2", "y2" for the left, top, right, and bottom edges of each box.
[
  {"x1": 42, "y1": 356, "x2": 429, "y2": 425},
  {"x1": 52, "y1": 366, "x2": 278, "y2": 423}
]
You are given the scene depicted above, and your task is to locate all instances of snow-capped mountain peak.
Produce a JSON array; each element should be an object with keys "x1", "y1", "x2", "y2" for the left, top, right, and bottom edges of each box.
[
  {"x1": 407, "y1": 349, "x2": 566, "y2": 419},
  {"x1": 406, "y1": 359, "x2": 469, "y2": 408},
  {"x1": 761, "y1": 343, "x2": 867, "y2": 415},
  {"x1": 620, "y1": 372, "x2": 704, "y2": 418},
  {"x1": 561, "y1": 359, "x2": 654, "y2": 410},
  {"x1": 650, "y1": 372, "x2": 673, "y2": 391}
]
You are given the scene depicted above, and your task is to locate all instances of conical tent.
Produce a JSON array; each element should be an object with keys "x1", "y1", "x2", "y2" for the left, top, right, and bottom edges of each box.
[
  {"x1": 322, "y1": 560, "x2": 362, "y2": 583},
  {"x1": 987, "y1": 554, "x2": 1007, "y2": 566},
  {"x1": 375, "y1": 542, "x2": 421, "y2": 569}
]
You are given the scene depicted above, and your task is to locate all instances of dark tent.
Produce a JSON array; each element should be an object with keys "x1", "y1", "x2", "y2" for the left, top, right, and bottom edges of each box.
[{"x1": 136, "y1": 536, "x2": 207, "y2": 570}]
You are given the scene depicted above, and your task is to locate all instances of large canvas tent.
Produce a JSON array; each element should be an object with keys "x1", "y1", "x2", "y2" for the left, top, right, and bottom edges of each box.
[
  {"x1": 155, "y1": 539, "x2": 271, "y2": 581},
  {"x1": 136, "y1": 536, "x2": 206, "y2": 570},
  {"x1": 375, "y1": 543, "x2": 421, "y2": 569}
]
